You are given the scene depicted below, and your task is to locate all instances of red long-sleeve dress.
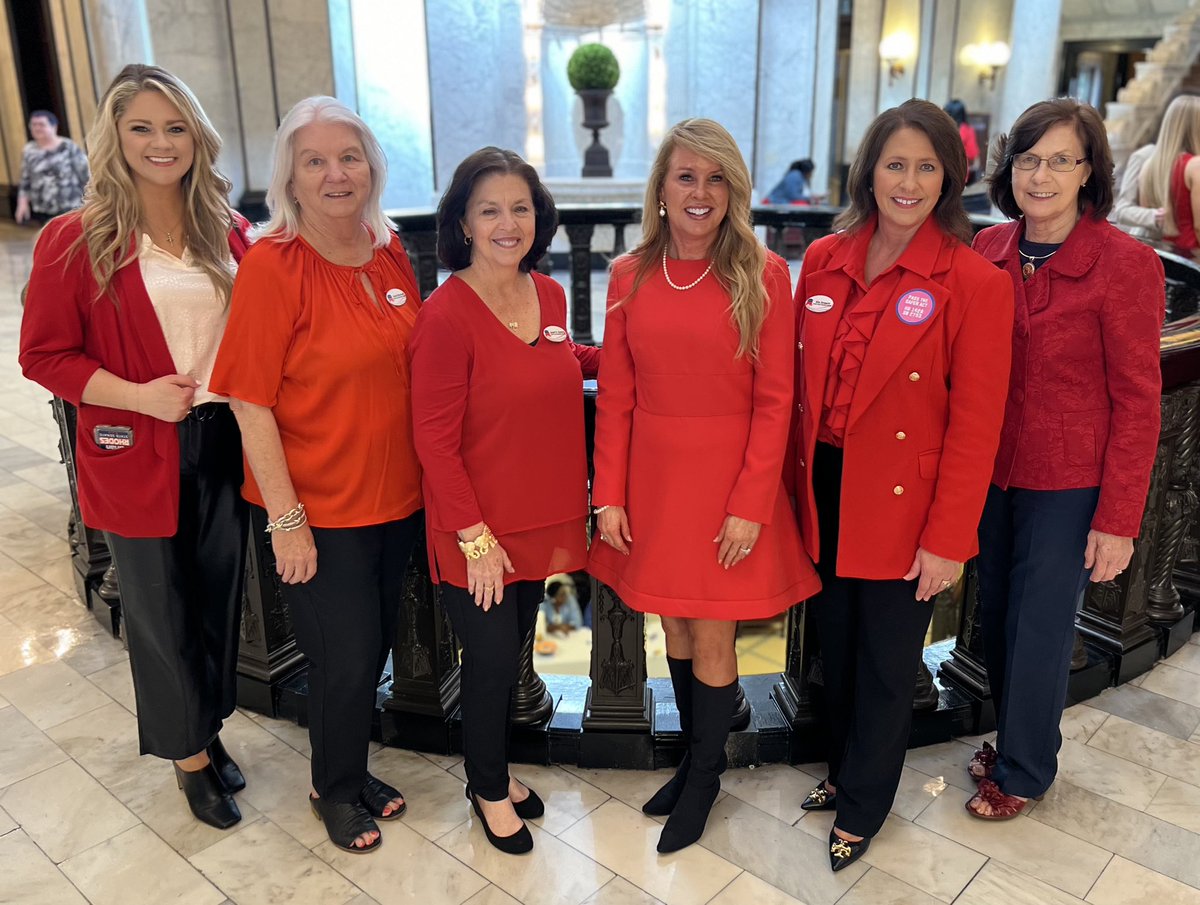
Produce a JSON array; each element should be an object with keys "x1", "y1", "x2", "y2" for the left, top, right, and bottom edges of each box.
[{"x1": 588, "y1": 252, "x2": 821, "y2": 618}]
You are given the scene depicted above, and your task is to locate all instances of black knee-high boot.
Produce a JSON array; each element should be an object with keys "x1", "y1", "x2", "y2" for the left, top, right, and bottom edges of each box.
[
  {"x1": 643, "y1": 656, "x2": 694, "y2": 815},
  {"x1": 657, "y1": 676, "x2": 735, "y2": 853}
]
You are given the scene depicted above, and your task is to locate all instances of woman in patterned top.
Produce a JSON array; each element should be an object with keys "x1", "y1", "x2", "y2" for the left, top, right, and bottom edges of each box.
[{"x1": 15, "y1": 110, "x2": 89, "y2": 224}]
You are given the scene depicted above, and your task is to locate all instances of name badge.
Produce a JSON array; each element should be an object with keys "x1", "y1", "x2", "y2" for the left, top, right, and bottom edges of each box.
[
  {"x1": 93, "y1": 425, "x2": 134, "y2": 450},
  {"x1": 805, "y1": 295, "x2": 834, "y2": 313},
  {"x1": 543, "y1": 325, "x2": 567, "y2": 343},
  {"x1": 386, "y1": 288, "x2": 407, "y2": 307},
  {"x1": 895, "y1": 288, "x2": 935, "y2": 325}
]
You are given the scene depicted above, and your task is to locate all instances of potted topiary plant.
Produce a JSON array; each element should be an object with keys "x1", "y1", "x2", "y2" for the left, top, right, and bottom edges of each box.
[{"x1": 567, "y1": 43, "x2": 620, "y2": 177}]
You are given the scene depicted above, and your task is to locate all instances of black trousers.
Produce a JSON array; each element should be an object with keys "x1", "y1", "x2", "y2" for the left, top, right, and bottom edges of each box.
[
  {"x1": 106, "y1": 404, "x2": 247, "y2": 760},
  {"x1": 440, "y1": 580, "x2": 542, "y2": 801},
  {"x1": 976, "y1": 484, "x2": 1098, "y2": 798},
  {"x1": 809, "y1": 442, "x2": 933, "y2": 838},
  {"x1": 277, "y1": 511, "x2": 421, "y2": 802}
]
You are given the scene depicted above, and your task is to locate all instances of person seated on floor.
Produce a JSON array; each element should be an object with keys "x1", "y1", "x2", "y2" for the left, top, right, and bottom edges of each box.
[{"x1": 540, "y1": 577, "x2": 583, "y2": 635}]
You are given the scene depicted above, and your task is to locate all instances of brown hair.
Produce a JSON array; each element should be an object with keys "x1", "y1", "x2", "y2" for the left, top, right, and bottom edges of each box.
[
  {"x1": 834, "y1": 98, "x2": 972, "y2": 244},
  {"x1": 987, "y1": 98, "x2": 1114, "y2": 220}
]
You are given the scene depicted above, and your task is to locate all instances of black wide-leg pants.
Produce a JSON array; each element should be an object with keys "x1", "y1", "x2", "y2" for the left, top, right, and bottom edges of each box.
[
  {"x1": 975, "y1": 483, "x2": 1097, "y2": 798},
  {"x1": 440, "y1": 580, "x2": 542, "y2": 801},
  {"x1": 106, "y1": 404, "x2": 247, "y2": 761},
  {"x1": 277, "y1": 511, "x2": 421, "y2": 803},
  {"x1": 809, "y1": 442, "x2": 933, "y2": 838}
]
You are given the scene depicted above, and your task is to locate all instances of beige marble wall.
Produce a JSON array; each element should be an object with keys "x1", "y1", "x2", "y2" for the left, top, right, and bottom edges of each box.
[{"x1": 0, "y1": 5, "x2": 28, "y2": 187}]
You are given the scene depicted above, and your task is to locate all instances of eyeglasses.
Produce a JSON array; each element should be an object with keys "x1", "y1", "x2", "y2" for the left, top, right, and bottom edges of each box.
[{"x1": 1011, "y1": 153, "x2": 1088, "y2": 173}]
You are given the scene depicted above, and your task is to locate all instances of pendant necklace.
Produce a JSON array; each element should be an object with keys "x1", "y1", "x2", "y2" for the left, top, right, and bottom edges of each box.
[
  {"x1": 662, "y1": 245, "x2": 713, "y2": 291},
  {"x1": 1020, "y1": 249, "x2": 1056, "y2": 280}
]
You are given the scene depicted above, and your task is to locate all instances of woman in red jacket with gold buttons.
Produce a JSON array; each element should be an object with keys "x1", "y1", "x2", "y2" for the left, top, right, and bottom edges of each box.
[
  {"x1": 967, "y1": 100, "x2": 1164, "y2": 820},
  {"x1": 789, "y1": 100, "x2": 1013, "y2": 871}
]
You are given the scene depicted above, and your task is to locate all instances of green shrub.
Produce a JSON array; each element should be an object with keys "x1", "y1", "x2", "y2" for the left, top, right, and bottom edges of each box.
[{"x1": 567, "y1": 43, "x2": 620, "y2": 91}]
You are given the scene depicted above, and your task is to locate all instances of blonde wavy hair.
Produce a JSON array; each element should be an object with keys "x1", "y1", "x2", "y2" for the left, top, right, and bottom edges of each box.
[
  {"x1": 1138, "y1": 94, "x2": 1200, "y2": 235},
  {"x1": 79, "y1": 64, "x2": 234, "y2": 303},
  {"x1": 620, "y1": 118, "x2": 767, "y2": 359}
]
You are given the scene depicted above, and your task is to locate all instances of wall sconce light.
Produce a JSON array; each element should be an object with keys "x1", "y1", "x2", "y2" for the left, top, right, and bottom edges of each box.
[
  {"x1": 878, "y1": 32, "x2": 916, "y2": 86},
  {"x1": 959, "y1": 41, "x2": 1012, "y2": 90}
]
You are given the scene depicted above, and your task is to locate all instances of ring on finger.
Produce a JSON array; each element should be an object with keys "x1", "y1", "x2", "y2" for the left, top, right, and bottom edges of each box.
[{"x1": 740, "y1": 546, "x2": 752, "y2": 555}]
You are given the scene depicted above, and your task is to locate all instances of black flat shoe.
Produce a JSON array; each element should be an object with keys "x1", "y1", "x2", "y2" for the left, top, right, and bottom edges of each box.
[
  {"x1": 174, "y1": 762, "x2": 241, "y2": 829},
  {"x1": 467, "y1": 788, "x2": 533, "y2": 855},
  {"x1": 208, "y1": 736, "x2": 245, "y2": 793},
  {"x1": 361, "y1": 773, "x2": 406, "y2": 821},
  {"x1": 656, "y1": 779, "x2": 720, "y2": 853},
  {"x1": 801, "y1": 781, "x2": 836, "y2": 812},
  {"x1": 310, "y1": 795, "x2": 381, "y2": 854},
  {"x1": 642, "y1": 750, "x2": 728, "y2": 817},
  {"x1": 828, "y1": 829, "x2": 870, "y2": 872}
]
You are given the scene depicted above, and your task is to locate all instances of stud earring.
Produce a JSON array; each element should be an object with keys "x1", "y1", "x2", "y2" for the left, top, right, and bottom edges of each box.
[
  {"x1": 658, "y1": 201, "x2": 666, "y2": 219},
  {"x1": 465, "y1": 235, "x2": 472, "y2": 245}
]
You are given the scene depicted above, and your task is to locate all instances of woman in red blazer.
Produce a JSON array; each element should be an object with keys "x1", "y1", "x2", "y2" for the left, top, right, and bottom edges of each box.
[
  {"x1": 789, "y1": 100, "x2": 1013, "y2": 871},
  {"x1": 967, "y1": 100, "x2": 1164, "y2": 819},
  {"x1": 410, "y1": 148, "x2": 599, "y2": 855},
  {"x1": 20, "y1": 65, "x2": 250, "y2": 830}
]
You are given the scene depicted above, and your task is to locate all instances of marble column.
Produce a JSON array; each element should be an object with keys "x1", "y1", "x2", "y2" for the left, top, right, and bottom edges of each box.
[
  {"x1": 0, "y1": 7, "x2": 29, "y2": 197},
  {"x1": 997, "y1": 0, "x2": 1063, "y2": 134},
  {"x1": 81, "y1": 0, "x2": 153, "y2": 89},
  {"x1": 842, "y1": 0, "x2": 884, "y2": 161}
]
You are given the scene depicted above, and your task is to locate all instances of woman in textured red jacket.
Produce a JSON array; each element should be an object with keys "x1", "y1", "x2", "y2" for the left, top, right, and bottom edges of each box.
[
  {"x1": 789, "y1": 100, "x2": 1013, "y2": 871},
  {"x1": 410, "y1": 148, "x2": 599, "y2": 855},
  {"x1": 967, "y1": 99, "x2": 1164, "y2": 820},
  {"x1": 20, "y1": 65, "x2": 250, "y2": 831},
  {"x1": 590, "y1": 119, "x2": 820, "y2": 854}
]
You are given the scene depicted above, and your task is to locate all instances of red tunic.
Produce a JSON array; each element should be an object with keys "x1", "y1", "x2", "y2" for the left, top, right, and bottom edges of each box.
[
  {"x1": 410, "y1": 272, "x2": 599, "y2": 586},
  {"x1": 588, "y1": 252, "x2": 820, "y2": 619},
  {"x1": 1168, "y1": 152, "x2": 1197, "y2": 255}
]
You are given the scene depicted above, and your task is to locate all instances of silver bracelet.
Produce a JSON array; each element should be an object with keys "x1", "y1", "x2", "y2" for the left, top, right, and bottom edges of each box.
[{"x1": 265, "y1": 502, "x2": 307, "y2": 533}]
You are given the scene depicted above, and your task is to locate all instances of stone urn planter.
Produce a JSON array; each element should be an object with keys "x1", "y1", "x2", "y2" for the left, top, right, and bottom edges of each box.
[{"x1": 567, "y1": 43, "x2": 620, "y2": 178}]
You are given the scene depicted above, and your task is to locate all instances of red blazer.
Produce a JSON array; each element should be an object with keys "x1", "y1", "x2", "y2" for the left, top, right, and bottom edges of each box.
[
  {"x1": 973, "y1": 213, "x2": 1165, "y2": 537},
  {"x1": 19, "y1": 212, "x2": 251, "y2": 537},
  {"x1": 789, "y1": 216, "x2": 1014, "y2": 578}
]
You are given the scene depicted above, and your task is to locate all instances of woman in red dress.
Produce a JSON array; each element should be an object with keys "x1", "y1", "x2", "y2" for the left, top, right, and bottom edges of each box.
[
  {"x1": 789, "y1": 99, "x2": 1013, "y2": 871},
  {"x1": 589, "y1": 118, "x2": 820, "y2": 854},
  {"x1": 410, "y1": 148, "x2": 599, "y2": 855}
]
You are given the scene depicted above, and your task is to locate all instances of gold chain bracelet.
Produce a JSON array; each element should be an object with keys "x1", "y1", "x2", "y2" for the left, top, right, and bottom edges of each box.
[{"x1": 457, "y1": 525, "x2": 497, "y2": 559}]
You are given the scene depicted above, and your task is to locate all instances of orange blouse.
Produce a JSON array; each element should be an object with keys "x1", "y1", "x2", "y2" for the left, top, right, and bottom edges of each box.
[{"x1": 210, "y1": 233, "x2": 422, "y2": 527}]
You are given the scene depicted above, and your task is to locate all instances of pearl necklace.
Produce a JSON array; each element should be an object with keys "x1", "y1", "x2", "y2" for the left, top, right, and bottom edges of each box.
[{"x1": 661, "y1": 246, "x2": 713, "y2": 291}]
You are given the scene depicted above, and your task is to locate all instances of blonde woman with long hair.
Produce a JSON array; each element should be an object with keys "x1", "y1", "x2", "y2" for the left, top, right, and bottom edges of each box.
[
  {"x1": 1136, "y1": 94, "x2": 1200, "y2": 250},
  {"x1": 589, "y1": 118, "x2": 820, "y2": 853},
  {"x1": 20, "y1": 63, "x2": 251, "y2": 830}
]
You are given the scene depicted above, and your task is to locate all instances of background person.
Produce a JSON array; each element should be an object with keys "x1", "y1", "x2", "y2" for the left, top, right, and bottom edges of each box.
[
  {"x1": 541, "y1": 578, "x2": 583, "y2": 634},
  {"x1": 210, "y1": 96, "x2": 421, "y2": 854},
  {"x1": 970, "y1": 99, "x2": 1164, "y2": 820},
  {"x1": 1134, "y1": 94, "x2": 1200, "y2": 253},
  {"x1": 15, "y1": 109, "x2": 89, "y2": 224},
  {"x1": 20, "y1": 64, "x2": 250, "y2": 830},
  {"x1": 590, "y1": 118, "x2": 820, "y2": 854},
  {"x1": 789, "y1": 99, "x2": 1013, "y2": 871},
  {"x1": 764, "y1": 158, "x2": 815, "y2": 204},
  {"x1": 410, "y1": 147, "x2": 599, "y2": 855}
]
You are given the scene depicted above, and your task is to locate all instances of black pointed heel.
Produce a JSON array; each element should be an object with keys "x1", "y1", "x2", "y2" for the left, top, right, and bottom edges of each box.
[
  {"x1": 801, "y1": 780, "x2": 837, "y2": 812},
  {"x1": 310, "y1": 795, "x2": 382, "y2": 854},
  {"x1": 207, "y1": 736, "x2": 245, "y2": 793},
  {"x1": 642, "y1": 750, "x2": 728, "y2": 816},
  {"x1": 828, "y1": 828, "x2": 870, "y2": 872},
  {"x1": 467, "y1": 788, "x2": 533, "y2": 855},
  {"x1": 173, "y1": 762, "x2": 241, "y2": 829},
  {"x1": 361, "y1": 773, "x2": 406, "y2": 821}
]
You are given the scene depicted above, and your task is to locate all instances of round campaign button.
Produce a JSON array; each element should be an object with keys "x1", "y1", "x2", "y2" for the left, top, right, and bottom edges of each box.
[
  {"x1": 805, "y1": 295, "x2": 834, "y2": 313},
  {"x1": 895, "y1": 288, "x2": 935, "y2": 325},
  {"x1": 543, "y1": 325, "x2": 568, "y2": 343},
  {"x1": 386, "y1": 288, "x2": 407, "y2": 307}
]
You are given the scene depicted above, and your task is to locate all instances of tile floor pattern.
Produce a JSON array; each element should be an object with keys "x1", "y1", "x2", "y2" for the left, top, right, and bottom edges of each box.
[{"x1": 1, "y1": 222, "x2": 1200, "y2": 903}]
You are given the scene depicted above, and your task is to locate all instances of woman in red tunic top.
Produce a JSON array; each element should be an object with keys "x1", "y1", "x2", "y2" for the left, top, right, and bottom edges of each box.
[
  {"x1": 589, "y1": 119, "x2": 820, "y2": 854},
  {"x1": 410, "y1": 148, "x2": 599, "y2": 855}
]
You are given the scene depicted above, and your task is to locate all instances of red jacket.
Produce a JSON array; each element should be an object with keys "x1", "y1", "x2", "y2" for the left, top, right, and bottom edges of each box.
[
  {"x1": 789, "y1": 216, "x2": 1014, "y2": 578},
  {"x1": 973, "y1": 213, "x2": 1164, "y2": 537},
  {"x1": 19, "y1": 212, "x2": 251, "y2": 537}
]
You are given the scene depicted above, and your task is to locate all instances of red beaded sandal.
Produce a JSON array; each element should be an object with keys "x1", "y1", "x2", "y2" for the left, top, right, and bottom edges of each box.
[
  {"x1": 966, "y1": 778, "x2": 1038, "y2": 820},
  {"x1": 967, "y1": 741, "x2": 997, "y2": 783}
]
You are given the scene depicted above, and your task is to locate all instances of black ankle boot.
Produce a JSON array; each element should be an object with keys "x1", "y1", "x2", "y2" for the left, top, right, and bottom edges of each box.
[
  {"x1": 657, "y1": 676, "x2": 736, "y2": 853},
  {"x1": 643, "y1": 657, "x2": 694, "y2": 816},
  {"x1": 208, "y1": 735, "x2": 245, "y2": 793},
  {"x1": 174, "y1": 762, "x2": 241, "y2": 829}
]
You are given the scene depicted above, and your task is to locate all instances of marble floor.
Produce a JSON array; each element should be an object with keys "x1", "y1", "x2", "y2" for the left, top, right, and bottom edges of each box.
[{"x1": 2, "y1": 221, "x2": 1200, "y2": 904}]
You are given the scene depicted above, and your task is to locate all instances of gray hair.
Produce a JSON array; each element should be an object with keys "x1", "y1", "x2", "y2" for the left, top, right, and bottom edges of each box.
[{"x1": 259, "y1": 95, "x2": 393, "y2": 247}]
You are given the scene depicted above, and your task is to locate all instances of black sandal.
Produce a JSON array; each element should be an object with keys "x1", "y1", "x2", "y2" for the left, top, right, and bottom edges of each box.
[
  {"x1": 360, "y1": 773, "x2": 406, "y2": 821},
  {"x1": 310, "y1": 795, "x2": 381, "y2": 853}
]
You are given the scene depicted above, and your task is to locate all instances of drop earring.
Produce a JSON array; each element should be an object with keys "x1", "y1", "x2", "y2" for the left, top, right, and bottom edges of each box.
[{"x1": 658, "y1": 201, "x2": 666, "y2": 218}]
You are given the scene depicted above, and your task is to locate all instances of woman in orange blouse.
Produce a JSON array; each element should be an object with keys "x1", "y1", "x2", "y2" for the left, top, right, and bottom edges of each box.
[{"x1": 210, "y1": 97, "x2": 420, "y2": 855}]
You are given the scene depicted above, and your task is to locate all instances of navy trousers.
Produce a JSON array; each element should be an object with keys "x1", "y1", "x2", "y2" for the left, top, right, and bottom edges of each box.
[{"x1": 975, "y1": 483, "x2": 1099, "y2": 798}]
